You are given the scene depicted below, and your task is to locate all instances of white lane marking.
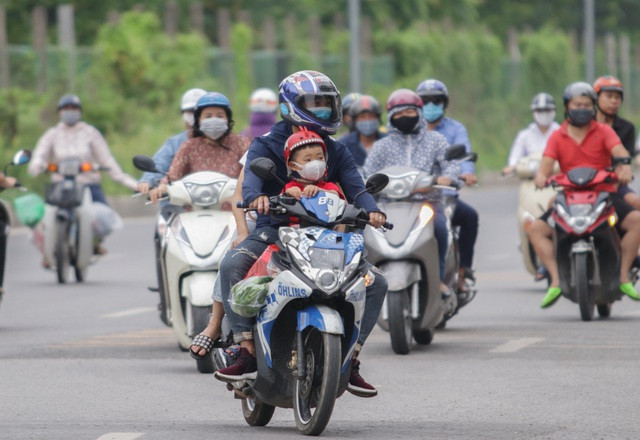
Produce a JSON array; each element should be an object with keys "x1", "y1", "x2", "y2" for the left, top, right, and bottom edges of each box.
[
  {"x1": 96, "y1": 433, "x2": 143, "y2": 440},
  {"x1": 490, "y1": 337, "x2": 545, "y2": 353},
  {"x1": 101, "y1": 306, "x2": 156, "y2": 318}
]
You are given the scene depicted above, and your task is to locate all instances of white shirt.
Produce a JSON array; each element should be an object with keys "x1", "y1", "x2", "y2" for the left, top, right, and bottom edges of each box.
[{"x1": 507, "y1": 121, "x2": 560, "y2": 167}]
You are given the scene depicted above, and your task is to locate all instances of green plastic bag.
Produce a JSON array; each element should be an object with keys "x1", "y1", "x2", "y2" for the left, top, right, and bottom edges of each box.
[
  {"x1": 230, "y1": 276, "x2": 273, "y2": 317},
  {"x1": 12, "y1": 193, "x2": 45, "y2": 228}
]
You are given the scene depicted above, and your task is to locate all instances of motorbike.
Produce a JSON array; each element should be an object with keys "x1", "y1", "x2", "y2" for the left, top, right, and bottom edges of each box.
[
  {"x1": 0, "y1": 150, "x2": 32, "y2": 306},
  {"x1": 547, "y1": 164, "x2": 634, "y2": 321},
  {"x1": 227, "y1": 157, "x2": 391, "y2": 436},
  {"x1": 133, "y1": 156, "x2": 238, "y2": 373},
  {"x1": 513, "y1": 152, "x2": 557, "y2": 279},
  {"x1": 364, "y1": 144, "x2": 477, "y2": 354}
]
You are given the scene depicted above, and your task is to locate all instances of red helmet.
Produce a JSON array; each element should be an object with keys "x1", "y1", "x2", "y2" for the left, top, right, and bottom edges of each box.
[
  {"x1": 385, "y1": 88, "x2": 423, "y2": 112},
  {"x1": 283, "y1": 128, "x2": 327, "y2": 173},
  {"x1": 593, "y1": 75, "x2": 624, "y2": 99}
]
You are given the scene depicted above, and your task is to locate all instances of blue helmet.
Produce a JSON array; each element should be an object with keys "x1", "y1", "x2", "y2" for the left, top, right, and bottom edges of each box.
[
  {"x1": 193, "y1": 92, "x2": 234, "y2": 136},
  {"x1": 278, "y1": 70, "x2": 342, "y2": 135},
  {"x1": 416, "y1": 79, "x2": 449, "y2": 108}
]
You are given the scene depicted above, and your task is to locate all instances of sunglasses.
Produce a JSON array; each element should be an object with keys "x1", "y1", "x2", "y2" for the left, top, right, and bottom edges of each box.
[{"x1": 421, "y1": 96, "x2": 445, "y2": 105}]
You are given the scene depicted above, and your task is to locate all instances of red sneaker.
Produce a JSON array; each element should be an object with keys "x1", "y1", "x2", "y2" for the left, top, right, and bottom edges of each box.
[
  {"x1": 213, "y1": 347, "x2": 257, "y2": 382},
  {"x1": 347, "y1": 359, "x2": 377, "y2": 398}
]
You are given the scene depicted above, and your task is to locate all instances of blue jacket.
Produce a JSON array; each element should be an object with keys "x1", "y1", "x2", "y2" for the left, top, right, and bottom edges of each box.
[
  {"x1": 338, "y1": 130, "x2": 386, "y2": 167},
  {"x1": 243, "y1": 121, "x2": 380, "y2": 229},
  {"x1": 139, "y1": 131, "x2": 189, "y2": 184},
  {"x1": 430, "y1": 117, "x2": 475, "y2": 175}
]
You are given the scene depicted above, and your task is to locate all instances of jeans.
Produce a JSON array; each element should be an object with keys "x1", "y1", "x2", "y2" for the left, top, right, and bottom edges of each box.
[
  {"x1": 433, "y1": 209, "x2": 448, "y2": 280},
  {"x1": 451, "y1": 198, "x2": 478, "y2": 269},
  {"x1": 88, "y1": 184, "x2": 108, "y2": 205},
  {"x1": 220, "y1": 226, "x2": 388, "y2": 346}
]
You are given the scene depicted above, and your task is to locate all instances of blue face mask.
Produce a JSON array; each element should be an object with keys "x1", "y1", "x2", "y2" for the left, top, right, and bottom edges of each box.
[
  {"x1": 308, "y1": 106, "x2": 332, "y2": 120},
  {"x1": 355, "y1": 119, "x2": 379, "y2": 136},
  {"x1": 422, "y1": 102, "x2": 444, "y2": 123}
]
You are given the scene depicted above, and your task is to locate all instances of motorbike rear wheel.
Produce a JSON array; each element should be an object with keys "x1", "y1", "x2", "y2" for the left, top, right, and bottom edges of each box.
[
  {"x1": 242, "y1": 396, "x2": 275, "y2": 426},
  {"x1": 293, "y1": 328, "x2": 341, "y2": 436},
  {"x1": 55, "y1": 219, "x2": 70, "y2": 284},
  {"x1": 575, "y1": 253, "x2": 594, "y2": 321},
  {"x1": 387, "y1": 289, "x2": 412, "y2": 354},
  {"x1": 597, "y1": 303, "x2": 611, "y2": 318}
]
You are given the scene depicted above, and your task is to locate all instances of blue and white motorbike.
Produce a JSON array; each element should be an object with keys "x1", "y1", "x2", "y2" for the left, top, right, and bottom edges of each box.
[{"x1": 229, "y1": 158, "x2": 390, "y2": 436}]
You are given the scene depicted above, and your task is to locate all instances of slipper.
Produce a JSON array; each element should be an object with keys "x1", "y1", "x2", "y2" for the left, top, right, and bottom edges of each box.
[
  {"x1": 540, "y1": 286, "x2": 562, "y2": 308},
  {"x1": 190, "y1": 334, "x2": 214, "y2": 360},
  {"x1": 620, "y1": 282, "x2": 640, "y2": 301}
]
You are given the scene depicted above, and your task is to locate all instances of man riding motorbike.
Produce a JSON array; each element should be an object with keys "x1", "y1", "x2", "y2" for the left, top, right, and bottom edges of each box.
[
  {"x1": 212, "y1": 70, "x2": 388, "y2": 398},
  {"x1": 529, "y1": 82, "x2": 640, "y2": 308},
  {"x1": 338, "y1": 95, "x2": 386, "y2": 167}
]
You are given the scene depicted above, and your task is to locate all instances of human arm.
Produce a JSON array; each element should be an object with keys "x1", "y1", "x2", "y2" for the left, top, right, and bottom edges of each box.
[
  {"x1": 504, "y1": 130, "x2": 528, "y2": 174},
  {"x1": 611, "y1": 144, "x2": 633, "y2": 184},
  {"x1": 0, "y1": 173, "x2": 17, "y2": 189},
  {"x1": 149, "y1": 142, "x2": 191, "y2": 203},
  {"x1": 27, "y1": 128, "x2": 55, "y2": 177},
  {"x1": 449, "y1": 122, "x2": 475, "y2": 176},
  {"x1": 139, "y1": 133, "x2": 186, "y2": 190},
  {"x1": 231, "y1": 168, "x2": 251, "y2": 248},
  {"x1": 88, "y1": 128, "x2": 138, "y2": 190},
  {"x1": 534, "y1": 156, "x2": 556, "y2": 189},
  {"x1": 242, "y1": 138, "x2": 276, "y2": 214},
  {"x1": 436, "y1": 135, "x2": 462, "y2": 188}
]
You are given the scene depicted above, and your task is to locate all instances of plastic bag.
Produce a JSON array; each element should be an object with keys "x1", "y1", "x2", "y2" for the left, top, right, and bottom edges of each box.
[
  {"x1": 91, "y1": 202, "x2": 123, "y2": 238},
  {"x1": 230, "y1": 275, "x2": 273, "y2": 317},
  {"x1": 245, "y1": 244, "x2": 279, "y2": 278},
  {"x1": 12, "y1": 193, "x2": 45, "y2": 228}
]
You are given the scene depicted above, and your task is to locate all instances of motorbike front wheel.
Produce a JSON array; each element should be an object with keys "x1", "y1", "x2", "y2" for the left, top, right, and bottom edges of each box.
[
  {"x1": 55, "y1": 220, "x2": 70, "y2": 284},
  {"x1": 575, "y1": 253, "x2": 594, "y2": 321},
  {"x1": 597, "y1": 303, "x2": 611, "y2": 318},
  {"x1": 293, "y1": 328, "x2": 341, "y2": 436},
  {"x1": 190, "y1": 304, "x2": 215, "y2": 374},
  {"x1": 242, "y1": 396, "x2": 275, "y2": 427},
  {"x1": 387, "y1": 289, "x2": 412, "y2": 354}
]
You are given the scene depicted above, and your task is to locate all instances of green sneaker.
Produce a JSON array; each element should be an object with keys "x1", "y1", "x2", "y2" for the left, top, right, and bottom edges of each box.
[
  {"x1": 620, "y1": 282, "x2": 640, "y2": 301},
  {"x1": 541, "y1": 286, "x2": 562, "y2": 308}
]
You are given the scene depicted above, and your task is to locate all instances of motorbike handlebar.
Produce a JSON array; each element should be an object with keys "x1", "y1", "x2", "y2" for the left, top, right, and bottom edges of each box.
[{"x1": 383, "y1": 221, "x2": 394, "y2": 230}]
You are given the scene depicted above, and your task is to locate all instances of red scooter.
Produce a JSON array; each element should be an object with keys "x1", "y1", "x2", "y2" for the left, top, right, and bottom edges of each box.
[{"x1": 548, "y1": 165, "x2": 636, "y2": 321}]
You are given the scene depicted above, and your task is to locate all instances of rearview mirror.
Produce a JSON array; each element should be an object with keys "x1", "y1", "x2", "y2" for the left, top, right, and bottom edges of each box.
[
  {"x1": 365, "y1": 173, "x2": 389, "y2": 194},
  {"x1": 12, "y1": 149, "x2": 31, "y2": 166},
  {"x1": 249, "y1": 157, "x2": 278, "y2": 180},
  {"x1": 132, "y1": 155, "x2": 160, "y2": 173},
  {"x1": 444, "y1": 144, "x2": 478, "y2": 163}
]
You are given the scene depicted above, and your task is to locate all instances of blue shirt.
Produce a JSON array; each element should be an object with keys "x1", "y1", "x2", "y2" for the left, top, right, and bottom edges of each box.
[
  {"x1": 338, "y1": 130, "x2": 386, "y2": 167},
  {"x1": 430, "y1": 117, "x2": 475, "y2": 175},
  {"x1": 139, "y1": 131, "x2": 189, "y2": 184}
]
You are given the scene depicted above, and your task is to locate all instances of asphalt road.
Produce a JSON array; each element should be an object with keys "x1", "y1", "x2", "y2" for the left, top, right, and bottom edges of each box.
[{"x1": 1, "y1": 184, "x2": 640, "y2": 440}]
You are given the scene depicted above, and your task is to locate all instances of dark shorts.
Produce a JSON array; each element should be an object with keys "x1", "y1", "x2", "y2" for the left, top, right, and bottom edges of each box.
[
  {"x1": 618, "y1": 184, "x2": 636, "y2": 197},
  {"x1": 540, "y1": 193, "x2": 634, "y2": 235}
]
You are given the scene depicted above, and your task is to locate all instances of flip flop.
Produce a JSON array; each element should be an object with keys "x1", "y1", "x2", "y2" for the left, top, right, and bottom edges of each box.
[{"x1": 190, "y1": 334, "x2": 214, "y2": 360}]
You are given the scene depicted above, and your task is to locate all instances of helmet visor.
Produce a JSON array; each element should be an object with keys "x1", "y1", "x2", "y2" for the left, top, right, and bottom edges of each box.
[{"x1": 294, "y1": 93, "x2": 342, "y2": 124}]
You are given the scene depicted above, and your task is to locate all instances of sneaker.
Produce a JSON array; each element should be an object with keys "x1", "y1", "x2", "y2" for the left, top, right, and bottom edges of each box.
[
  {"x1": 540, "y1": 286, "x2": 562, "y2": 308},
  {"x1": 213, "y1": 347, "x2": 257, "y2": 382},
  {"x1": 347, "y1": 359, "x2": 377, "y2": 398},
  {"x1": 620, "y1": 282, "x2": 640, "y2": 301}
]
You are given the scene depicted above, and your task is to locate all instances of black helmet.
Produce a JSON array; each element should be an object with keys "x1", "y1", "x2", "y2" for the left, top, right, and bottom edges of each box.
[
  {"x1": 57, "y1": 94, "x2": 81, "y2": 110},
  {"x1": 530, "y1": 93, "x2": 555, "y2": 111},
  {"x1": 562, "y1": 82, "x2": 597, "y2": 107},
  {"x1": 350, "y1": 95, "x2": 382, "y2": 119}
]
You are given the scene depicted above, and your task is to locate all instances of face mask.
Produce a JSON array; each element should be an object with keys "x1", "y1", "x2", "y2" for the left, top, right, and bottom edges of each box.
[
  {"x1": 308, "y1": 106, "x2": 332, "y2": 120},
  {"x1": 391, "y1": 115, "x2": 420, "y2": 134},
  {"x1": 293, "y1": 160, "x2": 326, "y2": 182},
  {"x1": 200, "y1": 117, "x2": 228, "y2": 139},
  {"x1": 182, "y1": 111, "x2": 195, "y2": 127},
  {"x1": 533, "y1": 110, "x2": 556, "y2": 127},
  {"x1": 566, "y1": 108, "x2": 594, "y2": 127},
  {"x1": 355, "y1": 120, "x2": 379, "y2": 136},
  {"x1": 60, "y1": 109, "x2": 81, "y2": 126},
  {"x1": 422, "y1": 102, "x2": 444, "y2": 123}
]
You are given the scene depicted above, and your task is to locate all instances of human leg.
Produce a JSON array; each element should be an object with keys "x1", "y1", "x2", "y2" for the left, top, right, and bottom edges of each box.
[
  {"x1": 615, "y1": 197, "x2": 640, "y2": 300},
  {"x1": 451, "y1": 198, "x2": 479, "y2": 289},
  {"x1": 528, "y1": 216, "x2": 561, "y2": 307},
  {"x1": 433, "y1": 209, "x2": 448, "y2": 292}
]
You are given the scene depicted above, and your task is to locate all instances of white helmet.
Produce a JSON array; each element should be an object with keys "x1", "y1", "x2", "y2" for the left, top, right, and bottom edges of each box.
[
  {"x1": 249, "y1": 88, "x2": 278, "y2": 113},
  {"x1": 181, "y1": 88, "x2": 207, "y2": 112}
]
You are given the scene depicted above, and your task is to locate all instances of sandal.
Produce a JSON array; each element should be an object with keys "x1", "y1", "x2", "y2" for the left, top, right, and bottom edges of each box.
[{"x1": 190, "y1": 333, "x2": 215, "y2": 360}]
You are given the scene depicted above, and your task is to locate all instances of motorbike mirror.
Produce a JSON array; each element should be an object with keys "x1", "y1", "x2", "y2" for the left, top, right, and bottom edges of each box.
[
  {"x1": 249, "y1": 157, "x2": 287, "y2": 186},
  {"x1": 365, "y1": 173, "x2": 389, "y2": 194},
  {"x1": 444, "y1": 144, "x2": 468, "y2": 161},
  {"x1": 12, "y1": 149, "x2": 31, "y2": 166},
  {"x1": 132, "y1": 155, "x2": 161, "y2": 173}
]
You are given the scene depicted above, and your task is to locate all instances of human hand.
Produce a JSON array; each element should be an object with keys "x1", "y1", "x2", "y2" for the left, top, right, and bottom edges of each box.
[
  {"x1": 462, "y1": 173, "x2": 478, "y2": 186},
  {"x1": 0, "y1": 174, "x2": 17, "y2": 188},
  {"x1": 436, "y1": 176, "x2": 452, "y2": 186},
  {"x1": 232, "y1": 231, "x2": 249, "y2": 249},
  {"x1": 137, "y1": 182, "x2": 150, "y2": 194},
  {"x1": 149, "y1": 183, "x2": 168, "y2": 204},
  {"x1": 369, "y1": 211, "x2": 387, "y2": 228},
  {"x1": 534, "y1": 173, "x2": 547, "y2": 189},
  {"x1": 502, "y1": 166, "x2": 515, "y2": 176},
  {"x1": 285, "y1": 186, "x2": 302, "y2": 200},
  {"x1": 303, "y1": 185, "x2": 320, "y2": 198},
  {"x1": 249, "y1": 195, "x2": 270, "y2": 214},
  {"x1": 616, "y1": 164, "x2": 633, "y2": 184}
]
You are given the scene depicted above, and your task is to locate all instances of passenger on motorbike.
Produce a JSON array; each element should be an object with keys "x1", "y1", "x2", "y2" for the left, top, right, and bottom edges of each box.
[
  {"x1": 363, "y1": 88, "x2": 462, "y2": 297},
  {"x1": 241, "y1": 88, "x2": 278, "y2": 141},
  {"x1": 416, "y1": 79, "x2": 479, "y2": 293},
  {"x1": 338, "y1": 95, "x2": 386, "y2": 167},
  {"x1": 593, "y1": 76, "x2": 640, "y2": 211},
  {"x1": 212, "y1": 70, "x2": 388, "y2": 398},
  {"x1": 530, "y1": 82, "x2": 640, "y2": 307},
  {"x1": 502, "y1": 93, "x2": 560, "y2": 176},
  {"x1": 340, "y1": 92, "x2": 361, "y2": 134},
  {"x1": 136, "y1": 88, "x2": 207, "y2": 195}
]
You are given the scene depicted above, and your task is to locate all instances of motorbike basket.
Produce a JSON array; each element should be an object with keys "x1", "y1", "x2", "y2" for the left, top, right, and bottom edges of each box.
[{"x1": 45, "y1": 181, "x2": 84, "y2": 208}]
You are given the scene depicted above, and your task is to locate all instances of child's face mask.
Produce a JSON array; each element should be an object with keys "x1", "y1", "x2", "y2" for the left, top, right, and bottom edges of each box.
[{"x1": 292, "y1": 160, "x2": 326, "y2": 181}]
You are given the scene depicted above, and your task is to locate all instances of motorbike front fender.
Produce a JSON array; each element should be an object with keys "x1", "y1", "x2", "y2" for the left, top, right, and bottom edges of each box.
[
  {"x1": 183, "y1": 271, "x2": 216, "y2": 306},
  {"x1": 378, "y1": 261, "x2": 421, "y2": 292},
  {"x1": 297, "y1": 304, "x2": 344, "y2": 336}
]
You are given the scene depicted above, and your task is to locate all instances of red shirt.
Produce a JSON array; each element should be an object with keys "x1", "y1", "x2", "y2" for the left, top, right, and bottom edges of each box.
[
  {"x1": 544, "y1": 120, "x2": 622, "y2": 172},
  {"x1": 283, "y1": 180, "x2": 345, "y2": 199}
]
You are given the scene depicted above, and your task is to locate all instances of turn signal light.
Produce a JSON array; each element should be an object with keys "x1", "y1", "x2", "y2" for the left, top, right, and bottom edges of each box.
[
  {"x1": 80, "y1": 162, "x2": 93, "y2": 172},
  {"x1": 47, "y1": 163, "x2": 58, "y2": 172},
  {"x1": 608, "y1": 214, "x2": 617, "y2": 227}
]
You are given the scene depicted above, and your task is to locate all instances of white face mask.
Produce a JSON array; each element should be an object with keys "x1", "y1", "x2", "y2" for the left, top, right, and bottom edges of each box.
[
  {"x1": 293, "y1": 160, "x2": 326, "y2": 182},
  {"x1": 533, "y1": 110, "x2": 556, "y2": 128},
  {"x1": 182, "y1": 111, "x2": 195, "y2": 127},
  {"x1": 60, "y1": 109, "x2": 81, "y2": 126},
  {"x1": 200, "y1": 117, "x2": 228, "y2": 140}
]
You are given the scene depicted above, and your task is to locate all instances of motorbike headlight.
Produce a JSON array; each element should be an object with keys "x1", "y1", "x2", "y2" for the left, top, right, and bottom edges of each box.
[
  {"x1": 184, "y1": 182, "x2": 224, "y2": 207},
  {"x1": 382, "y1": 175, "x2": 417, "y2": 199},
  {"x1": 308, "y1": 248, "x2": 344, "y2": 270},
  {"x1": 418, "y1": 203, "x2": 434, "y2": 227},
  {"x1": 316, "y1": 269, "x2": 339, "y2": 292},
  {"x1": 569, "y1": 203, "x2": 592, "y2": 217}
]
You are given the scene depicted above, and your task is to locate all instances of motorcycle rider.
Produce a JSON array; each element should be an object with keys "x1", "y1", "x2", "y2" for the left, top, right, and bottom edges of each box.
[
  {"x1": 136, "y1": 88, "x2": 207, "y2": 195},
  {"x1": 363, "y1": 88, "x2": 462, "y2": 296},
  {"x1": 593, "y1": 76, "x2": 640, "y2": 211},
  {"x1": 241, "y1": 88, "x2": 278, "y2": 141},
  {"x1": 338, "y1": 95, "x2": 386, "y2": 167},
  {"x1": 340, "y1": 92, "x2": 361, "y2": 133},
  {"x1": 212, "y1": 70, "x2": 388, "y2": 398},
  {"x1": 416, "y1": 79, "x2": 478, "y2": 294},
  {"x1": 28, "y1": 94, "x2": 138, "y2": 256},
  {"x1": 502, "y1": 93, "x2": 560, "y2": 176},
  {"x1": 529, "y1": 82, "x2": 640, "y2": 307}
]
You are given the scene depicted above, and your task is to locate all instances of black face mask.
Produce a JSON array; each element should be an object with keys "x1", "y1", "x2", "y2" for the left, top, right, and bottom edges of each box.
[
  {"x1": 566, "y1": 108, "x2": 594, "y2": 127},
  {"x1": 391, "y1": 115, "x2": 420, "y2": 134}
]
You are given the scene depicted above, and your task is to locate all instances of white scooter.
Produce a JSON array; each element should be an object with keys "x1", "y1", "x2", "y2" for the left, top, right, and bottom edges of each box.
[{"x1": 133, "y1": 156, "x2": 237, "y2": 373}]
